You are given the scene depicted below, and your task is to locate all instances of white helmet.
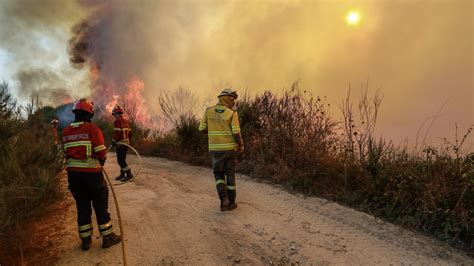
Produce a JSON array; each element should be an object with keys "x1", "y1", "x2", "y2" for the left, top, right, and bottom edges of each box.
[{"x1": 218, "y1": 88, "x2": 238, "y2": 99}]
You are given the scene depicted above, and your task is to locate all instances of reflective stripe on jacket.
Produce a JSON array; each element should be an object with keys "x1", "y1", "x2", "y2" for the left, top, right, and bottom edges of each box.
[
  {"x1": 113, "y1": 116, "x2": 131, "y2": 144},
  {"x1": 199, "y1": 104, "x2": 242, "y2": 151},
  {"x1": 62, "y1": 122, "x2": 107, "y2": 173}
]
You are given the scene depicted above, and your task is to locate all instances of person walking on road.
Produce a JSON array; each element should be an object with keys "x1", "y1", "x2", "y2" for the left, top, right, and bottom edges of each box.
[{"x1": 199, "y1": 88, "x2": 244, "y2": 211}]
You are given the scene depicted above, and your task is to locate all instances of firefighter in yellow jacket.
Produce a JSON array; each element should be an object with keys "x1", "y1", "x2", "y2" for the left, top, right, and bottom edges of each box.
[{"x1": 199, "y1": 88, "x2": 244, "y2": 211}]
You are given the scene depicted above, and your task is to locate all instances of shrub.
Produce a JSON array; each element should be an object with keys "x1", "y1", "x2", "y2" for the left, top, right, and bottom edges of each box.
[
  {"x1": 152, "y1": 84, "x2": 473, "y2": 252},
  {"x1": 0, "y1": 82, "x2": 63, "y2": 256}
]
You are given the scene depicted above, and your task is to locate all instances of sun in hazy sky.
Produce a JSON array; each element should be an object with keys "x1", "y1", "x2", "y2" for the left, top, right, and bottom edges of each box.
[{"x1": 346, "y1": 10, "x2": 361, "y2": 25}]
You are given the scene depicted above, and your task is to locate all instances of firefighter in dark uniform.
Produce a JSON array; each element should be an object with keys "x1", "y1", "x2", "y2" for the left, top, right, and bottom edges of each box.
[
  {"x1": 62, "y1": 98, "x2": 121, "y2": 250},
  {"x1": 199, "y1": 88, "x2": 244, "y2": 211},
  {"x1": 111, "y1": 105, "x2": 133, "y2": 182}
]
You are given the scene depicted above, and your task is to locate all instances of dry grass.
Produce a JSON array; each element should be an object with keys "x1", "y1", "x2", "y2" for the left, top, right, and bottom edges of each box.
[{"x1": 144, "y1": 84, "x2": 473, "y2": 253}]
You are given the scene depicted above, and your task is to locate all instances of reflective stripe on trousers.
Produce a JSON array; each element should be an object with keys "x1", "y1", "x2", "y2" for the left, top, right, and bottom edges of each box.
[
  {"x1": 67, "y1": 171, "x2": 112, "y2": 239},
  {"x1": 116, "y1": 145, "x2": 130, "y2": 172},
  {"x1": 212, "y1": 151, "x2": 237, "y2": 203}
]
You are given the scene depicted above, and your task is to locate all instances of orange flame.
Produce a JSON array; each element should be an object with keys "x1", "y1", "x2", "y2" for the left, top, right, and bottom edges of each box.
[
  {"x1": 123, "y1": 76, "x2": 153, "y2": 127},
  {"x1": 88, "y1": 62, "x2": 156, "y2": 128}
]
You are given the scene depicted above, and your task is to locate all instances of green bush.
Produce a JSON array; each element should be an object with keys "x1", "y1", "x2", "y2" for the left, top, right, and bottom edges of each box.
[
  {"x1": 139, "y1": 115, "x2": 208, "y2": 166},
  {"x1": 0, "y1": 82, "x2": 63, "y2": 237}
]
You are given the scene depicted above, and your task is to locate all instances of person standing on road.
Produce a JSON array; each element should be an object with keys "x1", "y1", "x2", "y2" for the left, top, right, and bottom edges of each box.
[
  {"x1": 62, "y1": 98, "x2": 121, "y2": 251},
  {"x1": 111, "y1": 105, "x2": 133, "y2": 182},
  {"x1": 199, "y1": 88, "x2": 245, "y2": 211}
]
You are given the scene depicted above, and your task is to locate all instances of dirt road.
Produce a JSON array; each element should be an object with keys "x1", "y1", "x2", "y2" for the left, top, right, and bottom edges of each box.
[{"x1": 57, "y1": 154, "x2": 472, "y2": 265}]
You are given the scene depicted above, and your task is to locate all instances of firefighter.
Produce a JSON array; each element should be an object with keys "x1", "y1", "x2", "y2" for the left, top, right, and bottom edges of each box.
[
  {"x1": 111, "y1": 105, "x2": 133, "y2": 182},
  {"x1": 199, "y1": 88, "x2": 244, "y2": 211},
  {"x1": 62, "y1": 98, "x2": 121, "y2": 251},
  {"x1": 50, "y1": 118, "x2": 59, "y2": 145}
]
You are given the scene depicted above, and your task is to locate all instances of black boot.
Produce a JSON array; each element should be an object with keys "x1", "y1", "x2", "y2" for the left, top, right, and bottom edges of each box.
[
  {"x1": 121, "y1": 169, "x2": 134, "y2": 182},
  {"x1": 220, "y1": 196, "x2": 230, "y2": 211},
  {"x1": 81, "y1": 236, "x2": 92, "y2": 251},
  {"x1": 102, "y1": 232, "x2": 122, "y2": 248},
  {"x1": 228, "y1": 202, "x2": 238, "y2": 210},
  {"x1": 115, "y1": 171, "x2": 125, "y2": 181}
]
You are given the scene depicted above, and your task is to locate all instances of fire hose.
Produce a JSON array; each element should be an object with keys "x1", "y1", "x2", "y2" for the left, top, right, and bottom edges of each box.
[
  {"x1": 99, "y1": 143, "x2": 142, "y2": 265},
  {"x1": 60, "y1": 142, "x2": 139, "y2": 264},
  {"x1": 106, "y1": 143, "x2": 143, "y2": 186},
  {"x1": 102, "y1": 167, "x2": 128, "y2": 266}
]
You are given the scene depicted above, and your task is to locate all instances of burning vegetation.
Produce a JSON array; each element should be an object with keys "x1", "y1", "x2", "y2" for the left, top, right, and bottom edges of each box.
[
  {"x1": 68, "y1": 8, "x2": 154, "y2": 128},
  {"x1": 1, "y1": 0, "x2": 472, "y2": 261}
]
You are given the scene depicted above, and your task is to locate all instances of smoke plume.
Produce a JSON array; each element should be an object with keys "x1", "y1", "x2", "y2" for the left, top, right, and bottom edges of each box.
[
  {"x1": 16, "y1": 68, "x2": 74, "y2": 106},
  {"x1": 0, "y1": 0, "x2": 89, "y2": 105},
  {"x1": 0, "y1": 0, "x2": 472, "y2": 143},
  {"x1": 67, "y1": 2, "x2": 157, "y2": 125}
]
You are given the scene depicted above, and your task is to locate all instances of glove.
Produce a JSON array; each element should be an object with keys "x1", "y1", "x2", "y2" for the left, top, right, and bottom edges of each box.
[{"x1": 237, "y1": 145, "x2": 245, "y2": 153}]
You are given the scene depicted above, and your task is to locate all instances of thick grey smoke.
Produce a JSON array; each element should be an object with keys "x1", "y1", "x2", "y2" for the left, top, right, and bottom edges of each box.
[
  {"x1": 16, "y1": 68, "x2": 74, "y2": 106},
  {"x1": 0, "y1": 0, "x2": 88, "y2": 104},
  {"x1": 66, "y1": 1, "x2": 164, "y2": 123}
]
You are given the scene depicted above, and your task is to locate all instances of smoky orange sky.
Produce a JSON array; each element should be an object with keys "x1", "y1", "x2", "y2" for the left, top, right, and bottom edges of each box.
[{"x1": 0, "y1": 0, "x2": 472, "y2": 148}]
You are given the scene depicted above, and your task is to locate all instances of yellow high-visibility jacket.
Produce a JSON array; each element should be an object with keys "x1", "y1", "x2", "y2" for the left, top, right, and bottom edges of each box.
[{"x1": 199, "y1": 104, "x2": 241, "y2": 151}]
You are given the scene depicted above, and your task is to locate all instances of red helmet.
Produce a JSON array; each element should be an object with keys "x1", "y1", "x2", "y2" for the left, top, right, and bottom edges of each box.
[
  {"x1": 112, "y1": 105, "x2": 123, "y2": 115},
  {"x1": 72, "y1": 98, "x2": 94, "y2": 115}
]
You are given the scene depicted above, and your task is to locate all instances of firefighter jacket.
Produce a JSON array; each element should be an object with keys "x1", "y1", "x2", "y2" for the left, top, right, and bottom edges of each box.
[
  {"x1": 113, "y1": 116, "x2": 131, "y2": 144},
  {"x1": 199, "y1": 104, "x2": 242, "y2": 151},
  {"x1": 62, "y1": 121, "x2": 107, "y2": 173}
]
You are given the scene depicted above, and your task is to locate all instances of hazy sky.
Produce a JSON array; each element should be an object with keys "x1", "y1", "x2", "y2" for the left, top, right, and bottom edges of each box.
[{"x1": 0, "y1": 0, "x2": 472, "y2": 148}]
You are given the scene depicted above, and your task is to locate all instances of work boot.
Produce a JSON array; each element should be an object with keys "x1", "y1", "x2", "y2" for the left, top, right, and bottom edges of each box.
[
  {"x1": 102, "y1": 233, "x2": 122, "y2": 249},
  {"x1": 220, "y1": 196, "x2": 230, "y2": 211},
  {"x1": 228, "y1": 202, "x2": 238, "y2": 210},
  {"x1": 115, "y1": 171, "x2": 125, "y2": 181},
  {"x1": 81, "y1": 236, "x2": 92, "y2": 251},
  {"x1": 121, "y1": 169, "x2": 134, "y2": 182}
]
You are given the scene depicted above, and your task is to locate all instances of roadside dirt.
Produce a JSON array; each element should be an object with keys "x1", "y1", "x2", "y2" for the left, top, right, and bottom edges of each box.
[
  {"x1": 0, "y1": 172, "x2": 73, "y2": 265},
  {"x1": 56, "y1": 154, "x2": 473, "y2": 265}
]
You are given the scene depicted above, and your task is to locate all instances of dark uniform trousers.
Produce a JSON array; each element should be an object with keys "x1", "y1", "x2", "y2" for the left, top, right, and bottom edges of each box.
[
  {"x1": 67, "y1": 171, "x2": 113, "y2": 238},
  {"x1": 212, "y1": 151, "x2": 237, "y2": 204},
  {"x1": 116, "y1": 145, "x2": 129, "y2": 171}
]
